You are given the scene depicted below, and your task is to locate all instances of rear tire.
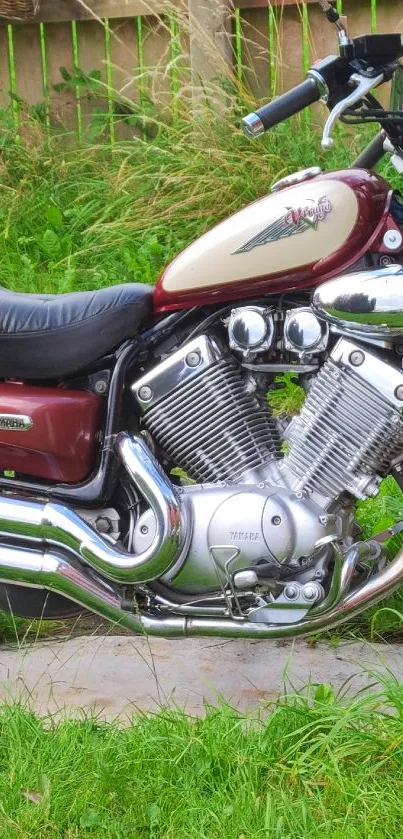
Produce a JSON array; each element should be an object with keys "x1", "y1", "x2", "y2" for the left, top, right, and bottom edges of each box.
[{"x1": 0, "y1": 584, "x2": 83, "y2": 620}]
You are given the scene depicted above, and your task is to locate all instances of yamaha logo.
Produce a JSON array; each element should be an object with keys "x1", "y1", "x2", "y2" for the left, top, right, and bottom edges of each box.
[
  {"x1": 0, "y1": 414, "x2": 33, "y2": 431},
  {"x1": 229, "y1": 531, "x2": 260, "y2": 542}
]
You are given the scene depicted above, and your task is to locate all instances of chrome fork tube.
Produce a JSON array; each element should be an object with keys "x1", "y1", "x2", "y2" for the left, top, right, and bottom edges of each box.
[{"x1": 0, "y1": 434, "x2": 189, "y2": 584}]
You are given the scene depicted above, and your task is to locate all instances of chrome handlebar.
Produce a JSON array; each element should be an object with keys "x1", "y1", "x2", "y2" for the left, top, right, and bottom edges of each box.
[{"x1": 321, "y1": 71, "x2": 384, "y2": 150}]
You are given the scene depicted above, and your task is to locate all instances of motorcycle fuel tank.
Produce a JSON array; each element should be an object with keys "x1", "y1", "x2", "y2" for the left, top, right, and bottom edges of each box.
[{"x1": 154, "y1": 169, "x2": 393, "y2": 312}]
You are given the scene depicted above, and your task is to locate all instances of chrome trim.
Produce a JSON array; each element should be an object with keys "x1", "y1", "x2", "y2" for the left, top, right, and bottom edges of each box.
[
  {"x1": 271, "y1": 167, "x2": 322, "y2": 193},
  {"x1": 313, "y1": 266, "x2": 403, "y2": 335},
  {"x1": 0, "y1": 434, "x2": 189, "y2": 584},
  {"x1": 0, "y1": 535, "x2": 403, "y2": 639},
  {"x1": 228, "y1": 306, "x2": 274, "y2": 354},
  {"x1": 321, "y1": 72, "x2": 384, "y2": 150},
  {"x1": 307, "y1": 69, "x2": 328, "y2": 102},
  {"x1": 133, "y1": 335, "x2": 223, "y2": 413},
  {"x1": 241, "y1": 112, "x2": 265, "y2": 138},
  {"x1": 0, "y1": 414, "x2": 33, "y2": 431},
  {"x1": 330, "y1": 338, "x2": 403, "y2": 410},
  {"x1": 283, "y1": 307, "x2": 328, "y2": 353}
]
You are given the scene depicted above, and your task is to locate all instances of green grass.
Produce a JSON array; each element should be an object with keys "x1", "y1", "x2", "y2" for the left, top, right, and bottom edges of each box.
[{"x1": 1, "y1": 681, "x2": 403, "y2": 837}]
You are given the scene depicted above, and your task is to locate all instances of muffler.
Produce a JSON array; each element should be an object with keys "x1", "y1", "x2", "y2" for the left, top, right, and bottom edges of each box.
[{"x1": 0, "y1": 433, "x2": 189, "y2": 584}]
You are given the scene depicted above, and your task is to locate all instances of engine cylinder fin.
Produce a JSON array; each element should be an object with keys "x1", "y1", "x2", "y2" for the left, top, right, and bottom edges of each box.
[
  {"x1": 284, "y1": 355, "x2": 403, "y2": 500},
  {"x1": 137, "y1": 348, "x2": 281, "y2": 484}
]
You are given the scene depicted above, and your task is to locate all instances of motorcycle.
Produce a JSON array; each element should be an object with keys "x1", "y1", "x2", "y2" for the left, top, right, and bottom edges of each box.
[{"x1": 1, "y1": 0, "x2": 403, "y2": 641}]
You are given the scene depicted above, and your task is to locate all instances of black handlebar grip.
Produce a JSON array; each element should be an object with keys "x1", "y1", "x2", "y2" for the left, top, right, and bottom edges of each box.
[
  {"x1": 351, "y1": 131, "x2": 386, "y2": 170},
  {"x1": 242, "y1": 77, "x2": 322, "y2": 138}
]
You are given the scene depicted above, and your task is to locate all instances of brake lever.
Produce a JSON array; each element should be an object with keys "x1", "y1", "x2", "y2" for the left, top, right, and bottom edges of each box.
[{"x1": 321, "y1": 71, "x2": 384, "y2": 150}]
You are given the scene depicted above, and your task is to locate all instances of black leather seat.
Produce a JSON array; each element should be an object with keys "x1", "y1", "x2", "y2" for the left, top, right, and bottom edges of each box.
[{"x1": 0, "y1": 284, "x2": 153, "y2": 380}]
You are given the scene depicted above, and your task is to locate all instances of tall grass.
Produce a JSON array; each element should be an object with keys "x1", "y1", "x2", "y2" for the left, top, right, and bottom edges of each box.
[
  {"x1": 1, "y1": 681, "x2": 403, "y2": 837},
  {"x1": 0, "y1": 101, "x2": 379, "y2": 296}
]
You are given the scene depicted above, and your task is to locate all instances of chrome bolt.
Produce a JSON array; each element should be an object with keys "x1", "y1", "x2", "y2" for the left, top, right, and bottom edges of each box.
[
  {"x1": 138, "y1": 385, "x2": 153, "y2": 402},
  {"x1": 319, "y1": 515, "x2": 328, "y2": 525},
  {"x1": 272, "y1": 516, "x2": 282, "y2": 526},
  {"x1": 349, "y1": 350, "x2": 365, "y2": 367},
  {"x1": 303, "y1": 584, "x2": 319, "y2": 602},
  {"x1": 392, "y1": 414, "x2": 400, "y2": 425},
  {"x1": 96, "y1": 516, "x2": 112, "y2": 534},
  {"x1": 186, "y1": 350, "x2": 201, "y2": 368},
  {"x1": 299, "y1": 557, "x2": 310, "y2": 568},
  {"x1": 95, "y1": 379, "x2": 108, "y2": 395},
  {"x1": 140, "y1": 525, "x2": 149, "y2": 535},
  {"x1": 284, "y1": 584, "x2": 299, "y2": 601},
  {"x1": 395, "y1": 386, "x2": 403, "y2": 402}
]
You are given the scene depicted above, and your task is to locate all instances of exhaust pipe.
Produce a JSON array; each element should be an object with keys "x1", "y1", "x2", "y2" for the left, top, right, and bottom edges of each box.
[
  {"x1": 0, "y1": 429, "x2": 401, "y2": 638},
  {"x1": 0, "y1": 434, "x2": 189, "y2": 584},
  {"x1": 0, "y1": 536, "x2": 402, "y2": 640}
]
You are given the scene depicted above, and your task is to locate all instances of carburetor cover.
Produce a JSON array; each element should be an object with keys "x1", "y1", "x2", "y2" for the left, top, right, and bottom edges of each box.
[{"x1": 228, "y1": 306, "x2": 275, "y2": 356}]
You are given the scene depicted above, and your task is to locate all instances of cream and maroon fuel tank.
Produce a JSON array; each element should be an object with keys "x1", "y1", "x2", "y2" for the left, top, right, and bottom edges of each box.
[{"x1": 154, "y1": 169, "x2": 394, "y2": 312}]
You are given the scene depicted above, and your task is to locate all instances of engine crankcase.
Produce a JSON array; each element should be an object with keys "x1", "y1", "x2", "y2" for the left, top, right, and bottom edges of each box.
[{"x1": 133, "y1": 484, "x2": 339, "y2": 595}]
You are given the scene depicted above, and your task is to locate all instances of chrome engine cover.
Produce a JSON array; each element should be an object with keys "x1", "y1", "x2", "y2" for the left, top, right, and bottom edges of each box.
[
  {"x1": 312, "y1": 265, "x2": 403, "y2": 337},
  {"x1": 133, "y1": 482, "x2": 339, "y2": 594}
]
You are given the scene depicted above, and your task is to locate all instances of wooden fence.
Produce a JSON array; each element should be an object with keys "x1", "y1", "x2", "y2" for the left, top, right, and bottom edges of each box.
[{"x1": 0, "y1": 0, "x2": 402, "y2": 141}]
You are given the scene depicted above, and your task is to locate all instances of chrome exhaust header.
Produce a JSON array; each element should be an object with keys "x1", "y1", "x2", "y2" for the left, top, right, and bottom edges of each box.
[
  {"x1": 0, "y1": 535, "x2": 402, "y2": 639},
  {"x1": 0, "y1": 430, "x2": 401, "y2": 638},
  {"x1": 0, "y1": 434, "x2": 189, "y2": 584}
]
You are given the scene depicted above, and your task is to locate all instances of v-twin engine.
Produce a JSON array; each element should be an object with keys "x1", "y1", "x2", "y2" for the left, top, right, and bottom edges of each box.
[
  {"x1": 132, "y1": 333, "x2": 403, "y2": 598},
  {"x1": 133, "y1": 333, "x2": 403, "y2": 502}
]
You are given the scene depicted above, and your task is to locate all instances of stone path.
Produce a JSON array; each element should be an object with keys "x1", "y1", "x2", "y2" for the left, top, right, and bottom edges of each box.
[{"x1": 0, "y1": 636, "x2": 401, "y2": 720}]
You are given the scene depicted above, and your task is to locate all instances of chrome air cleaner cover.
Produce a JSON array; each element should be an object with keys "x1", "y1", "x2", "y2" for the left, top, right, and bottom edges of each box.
[{"x1": 313, "y1": 265, "x2": 403, "y2": 336}]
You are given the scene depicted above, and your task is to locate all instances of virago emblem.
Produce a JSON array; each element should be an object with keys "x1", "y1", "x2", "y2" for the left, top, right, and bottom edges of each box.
[{"x1": 233, "y1": 195, "x2": 333, "y2": 254}]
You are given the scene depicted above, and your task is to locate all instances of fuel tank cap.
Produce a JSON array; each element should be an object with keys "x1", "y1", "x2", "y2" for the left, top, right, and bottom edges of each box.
[{"x1": 271, "y1": 167, "x2": 322, "y2": 193}]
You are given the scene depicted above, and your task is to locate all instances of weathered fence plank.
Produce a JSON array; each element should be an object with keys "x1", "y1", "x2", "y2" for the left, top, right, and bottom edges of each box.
[
  {"x1": 109, "y1": 17, "x2": 139, "y2": 139},
  {"x1": 0, "y1": 0, "x2": 334, "y2": 25},
  {"x1": 45, "y1": 22, "x2": 78, "y2": 129},
  {"x1": 277, "y1": 4, "x2": 304, "y2": 94},
  {"x1": 188, "y1": 0, "x2": 233, "y2": 100},
  {"x1": 13, "y1": 22, "x2": 43, "y2": 105},
  {"x1": 0, "y1": 27, "x2": 10, "y2": 109},
  {"x1": 240, "y1": 7, "x2": 270, "y2": 98},
  {"x1": 375, "y1": 0, "x2": 403, "y2": 33},
  {"x1": 142, "y1": 15, "x2": 173, "y2": 108},
  {"x1": 76, "y1": 19, "x2": 109, "y2": 137}
]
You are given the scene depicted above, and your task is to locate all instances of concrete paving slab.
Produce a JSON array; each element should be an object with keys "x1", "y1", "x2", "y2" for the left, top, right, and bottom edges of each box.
[{"x1": 0, "y1": 636, "x2": 401, "y2": 720}]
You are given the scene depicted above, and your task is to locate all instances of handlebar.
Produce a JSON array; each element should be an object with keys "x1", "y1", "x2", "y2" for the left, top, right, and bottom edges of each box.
[
  {"x1": 351, "y1": 131, "x2": 386, "y2": 169},
  {"x1": 242, "y1": 77, "x2": 323, "y2": 138},
  {"x1": 242, "y1": 33, "x2": 403, "y2": 150}
]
